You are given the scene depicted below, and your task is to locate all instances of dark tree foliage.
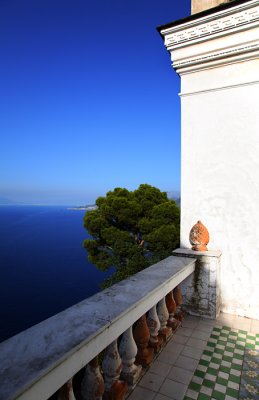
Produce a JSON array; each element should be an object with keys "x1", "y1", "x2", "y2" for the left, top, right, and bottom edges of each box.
[{"x1": 83, "y1": 184, "x2": 180, "y2": 288}]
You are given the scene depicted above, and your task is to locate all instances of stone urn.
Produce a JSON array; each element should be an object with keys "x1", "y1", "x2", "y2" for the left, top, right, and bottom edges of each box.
[{"x1": 189, "y1": 221, "x2": 209, "y2": 251}]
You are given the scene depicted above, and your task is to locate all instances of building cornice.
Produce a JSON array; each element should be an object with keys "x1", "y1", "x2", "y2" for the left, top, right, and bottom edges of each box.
[{"x1": 159, "y1": 0, "x2": 259, "y2": 74}]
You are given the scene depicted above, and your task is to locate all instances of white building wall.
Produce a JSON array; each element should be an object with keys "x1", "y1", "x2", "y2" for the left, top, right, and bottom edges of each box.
[
  {"x1": 181, "y1": 68, "x2": 259, "y2": 319},
  {"x1": 159, "y1": 0, "x2": 259, "y2": 319}
]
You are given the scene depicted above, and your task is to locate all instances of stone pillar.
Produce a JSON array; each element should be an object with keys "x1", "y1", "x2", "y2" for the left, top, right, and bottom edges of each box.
[
  {"x1": 133, "y1": 315, "x2": 154, "y2": 367},
  {"x1": 173, "y1": 248, "x2": 221, "y2": 319},
  {"x1": 147, "y1": 305, "x2": 162, "y2": 353},
  {"x1": 119, "y1": 326, "x2": 142, "y2": 387},
  {"x1": 81, "y1": 357, "x2": 104, "y2": 400},
  {"x1": 58, "y1": 379, "x2": 76, "y2": 400},
  {"x1": 102, "y1": 340, "x2": 128, "y2": 400},
  {"x1": 157, "y1": 297, "x2": 172, "y2": 342},
  {"x1": 165, "y1": 292, "x2": 180, "y2": 331}
]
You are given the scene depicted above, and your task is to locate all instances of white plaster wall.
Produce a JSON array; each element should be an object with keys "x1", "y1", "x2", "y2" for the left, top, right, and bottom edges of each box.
[{"x1": 180, "y1": 61, "x2": 259, "y2": 319}]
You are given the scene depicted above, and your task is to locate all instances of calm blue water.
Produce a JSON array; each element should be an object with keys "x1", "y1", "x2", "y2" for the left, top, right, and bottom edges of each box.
[{"x1": 0, "y1": 206, "x2": 113, "y2": 343}]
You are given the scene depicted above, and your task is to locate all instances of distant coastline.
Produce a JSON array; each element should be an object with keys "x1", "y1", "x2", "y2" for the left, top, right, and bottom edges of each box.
[
  {"x1": 0, "y1": 190, "x2": 180, "y2": 209},
  {"x1": 68, "y1": 205, "x2": 98, "y2": 211},
  {"x1": 68, "y1": 192, "x2": 181, "y2": 211}
]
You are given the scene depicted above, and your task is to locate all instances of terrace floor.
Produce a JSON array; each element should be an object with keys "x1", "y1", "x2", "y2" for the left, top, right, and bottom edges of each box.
[{"x1": 128, "y1": 313, "x2": 259, "y2": 400}]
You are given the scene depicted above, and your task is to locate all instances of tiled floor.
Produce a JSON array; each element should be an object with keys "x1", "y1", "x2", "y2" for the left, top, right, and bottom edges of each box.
[
  {"x1": 239, "y1": 336, "x2": 259, "y2": 399},
  {"x1": 127, "y1": 313, "x2": 259, "y2": 400}
]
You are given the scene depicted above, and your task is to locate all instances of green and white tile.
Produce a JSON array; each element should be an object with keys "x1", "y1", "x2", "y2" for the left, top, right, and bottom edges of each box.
[
  {"x1": 184, "y1": 326, "x2": 259, "y2": 400},
  {"x1": 239, "y1": 333, "x2": 259, "y2": 399}
]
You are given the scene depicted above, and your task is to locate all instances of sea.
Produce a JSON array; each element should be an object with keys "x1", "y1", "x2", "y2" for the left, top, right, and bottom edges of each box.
[{"x1": 0, "y1": 205, "x2": 114, "y2": 343}]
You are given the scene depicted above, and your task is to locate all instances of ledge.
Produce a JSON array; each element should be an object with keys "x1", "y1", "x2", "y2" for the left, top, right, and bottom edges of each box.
[{"x1": 173, "y1": 248, "x2": 222, "y2": 258}]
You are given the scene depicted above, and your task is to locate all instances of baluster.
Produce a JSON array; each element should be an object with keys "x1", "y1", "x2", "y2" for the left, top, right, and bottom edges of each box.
[
  {"x1": 119, "y1": 326, "x2": 142, "y2": 386},
  {"x1": 81, "y1": 356, "x2": 104, "y2": 400},
  {"x1": 166, "y1": 291, "x2": 180, "y2": 331},
  {"x1": 173, "y1": 285, "x2": 185, "y2": 321},
  {"x1": 157, "y1": 297, "x2": 172, "y2": 342},
  {"x1": 102, "y1": 340, "x2": 128, "y2": 400},
  {"x1": 133, "y1": 314, "x2": 154, "y2": 367},
  {"x1": 147, "y1": 305, "x2": 163, "y2": 353},
  {"x1": 57, "y1": 378, "x2": 76, "y2": 400}
]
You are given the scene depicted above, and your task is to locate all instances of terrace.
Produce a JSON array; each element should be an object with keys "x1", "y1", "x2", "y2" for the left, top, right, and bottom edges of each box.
[
  {"x1": 1, "y1": 0, "x2": 259, "y2": 398},
  {"x1": 128, "y1": 314, "x2": 259, "y2": 400},
  {"x1": 1, "y1": 221, "x2": 258, "y2": 400}
]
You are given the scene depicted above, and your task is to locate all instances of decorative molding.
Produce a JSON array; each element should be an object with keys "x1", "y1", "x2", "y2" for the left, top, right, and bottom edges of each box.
[
  {"x1": 173, "y1": 43, "x2": 259, "y2": 74},
  {"x1": 160, "y1": 1, "x2": 259, "y2": 73},
  {"x1": 161, "y1": 1, "x2": 259, "y2": 49},
  {"x1": 179, "y1": 80, "x2": 259, "y2": 97}
]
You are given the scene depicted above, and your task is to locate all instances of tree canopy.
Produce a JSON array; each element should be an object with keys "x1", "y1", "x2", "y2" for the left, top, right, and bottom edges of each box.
[{"x1": 83, "y1": 184, "x2": 180, "y2": 288}]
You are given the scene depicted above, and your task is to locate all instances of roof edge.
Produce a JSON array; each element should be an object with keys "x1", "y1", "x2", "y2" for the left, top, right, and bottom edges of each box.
[{"x1": 157, "y1": 0, "x2": 253, "y2": 37}]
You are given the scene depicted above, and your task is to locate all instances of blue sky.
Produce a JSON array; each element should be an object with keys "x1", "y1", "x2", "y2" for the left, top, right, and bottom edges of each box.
[{"x1": 0, "y1": 0, "x2": 191, "y2": 205}]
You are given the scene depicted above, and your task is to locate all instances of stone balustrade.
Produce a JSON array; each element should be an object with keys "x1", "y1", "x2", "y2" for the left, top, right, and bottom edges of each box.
[{"x1": 0, "y1": 250, "x2": 220, "y2": 400}]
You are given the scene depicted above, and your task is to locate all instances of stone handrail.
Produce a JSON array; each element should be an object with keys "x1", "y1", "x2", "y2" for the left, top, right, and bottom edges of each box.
[{"x1": 0, "y1": 254, "x2": 196, "y2": 400}]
